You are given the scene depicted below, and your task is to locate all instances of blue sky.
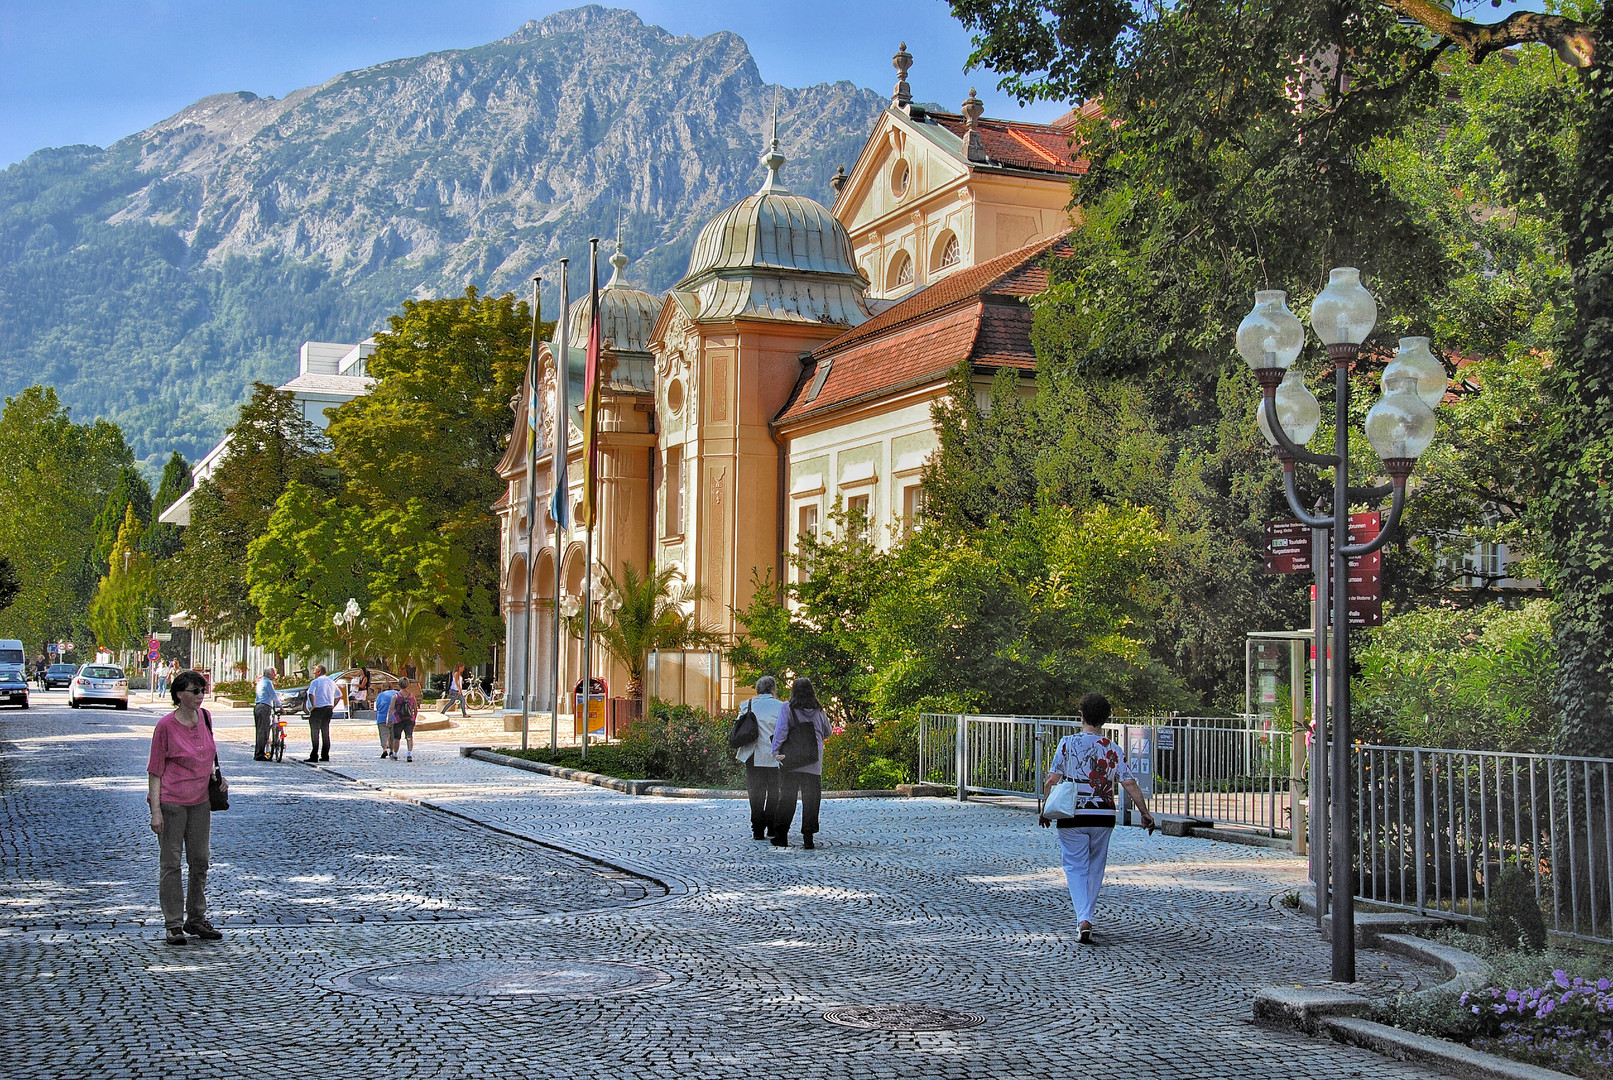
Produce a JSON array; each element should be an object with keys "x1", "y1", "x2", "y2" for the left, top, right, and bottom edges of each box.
[{"x1": 0, "y1": 1, "x2": 1069, "y2": 168}]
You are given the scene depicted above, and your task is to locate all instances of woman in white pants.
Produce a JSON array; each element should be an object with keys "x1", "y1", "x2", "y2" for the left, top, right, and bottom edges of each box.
[{"x1": 1040, "y1": 693, "x2": 1154, "y2": 944}]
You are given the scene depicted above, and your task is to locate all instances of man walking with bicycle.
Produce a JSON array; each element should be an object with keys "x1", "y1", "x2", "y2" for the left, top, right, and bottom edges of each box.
[{"x1": 252, "y1": 668, "x2": 280, "y2": 761}]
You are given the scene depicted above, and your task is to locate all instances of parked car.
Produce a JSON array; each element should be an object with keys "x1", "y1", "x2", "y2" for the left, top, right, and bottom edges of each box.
[
  {"x1": 69, "y1": 664, "x2": 128, "y2": 709},
  {"x1": 43, "y1": 663, "x2": 77, "y2": 689},
  {"x1": 275, "y1": 685, "x2": 310, "y2": 718},
  {"x1": 0, "y1": 639, "x2": 27, "y2": 708}
]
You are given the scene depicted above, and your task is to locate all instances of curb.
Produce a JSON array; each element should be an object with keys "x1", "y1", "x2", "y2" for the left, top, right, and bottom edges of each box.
[
  {"x1": 1257, "y1": 893, "x2": 1571, "y2": 1079},
  {"x1": 465, "y1": 747, "x2": 908, "y2": 800}
]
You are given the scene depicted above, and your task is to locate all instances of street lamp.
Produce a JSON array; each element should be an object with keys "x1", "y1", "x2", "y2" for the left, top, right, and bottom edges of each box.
[
  {"x1": 333, "y1": 598, "x2": 361, "y2": 669},
  {"x1": 1237, "y1": 267, "x2": 1441, "y2": 983}
]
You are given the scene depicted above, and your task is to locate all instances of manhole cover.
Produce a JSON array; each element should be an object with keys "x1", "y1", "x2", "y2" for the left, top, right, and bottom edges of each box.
[
  {"x1": 325, "y1": 958, "x2": 670, "y2": 1002},
  {"x1": 822, "y1": 1005, "x2": 988, "y2": 1032}
]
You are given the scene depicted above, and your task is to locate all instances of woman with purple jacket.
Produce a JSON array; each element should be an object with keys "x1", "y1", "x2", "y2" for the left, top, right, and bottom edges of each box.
[{"x1": 769, "y1": 677, "x2": 833, "y2": 850}]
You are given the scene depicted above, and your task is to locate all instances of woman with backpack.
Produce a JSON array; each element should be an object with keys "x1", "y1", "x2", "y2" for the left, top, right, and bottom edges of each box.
[
  {"x1": 769, "y1": 677, "x2": 833, "y2": 850},
  {"x1": 388, "y1": 678, "x2": 419, "y2": 762},
  {"x1": 1039, "y1": 692, "x2": 1155, "y2": 944}
]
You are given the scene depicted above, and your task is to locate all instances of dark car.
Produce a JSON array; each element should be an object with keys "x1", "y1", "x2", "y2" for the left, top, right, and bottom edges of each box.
[
  {"x1": 0, "y1": 666, "x2": 28, "y2": 708},
  {"x1": 275, "y1": 686, "x2": 310, "y2": 718},
  {"x1": 43, "y1": 663, "x2": 76, "y2": 689}
]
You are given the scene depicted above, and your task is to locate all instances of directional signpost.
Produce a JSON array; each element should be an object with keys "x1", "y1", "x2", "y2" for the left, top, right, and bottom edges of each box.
[{"x1": 1266, "y1": 513, "x2": 1382, "y2": 627}]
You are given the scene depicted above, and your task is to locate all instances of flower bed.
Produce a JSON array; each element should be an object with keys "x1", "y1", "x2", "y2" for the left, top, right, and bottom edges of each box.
[
  {"x1": 1372, "y1": 931, "x2": 1613, "y2": 1079},
  {"x1": 1463, "y1": 972, "x2": 1613, "y2": 1077},
  {"x1": 493, "y1": 699, "x2": 742, "y2": 788}
]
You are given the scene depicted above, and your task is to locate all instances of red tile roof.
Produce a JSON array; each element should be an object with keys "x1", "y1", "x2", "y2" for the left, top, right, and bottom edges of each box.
[
  {"x1": 929, "y1": 112, "x2": 1088, "y2": 175},
  {"x1": 775, "y1": 232, "x2": 1072, "y2": 425}
]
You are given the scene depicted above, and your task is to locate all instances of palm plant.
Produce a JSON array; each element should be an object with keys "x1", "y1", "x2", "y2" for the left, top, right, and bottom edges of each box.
[
  {"x1": 368, "y1": 596, "x2": 452, "y2": 679},
  {"x1": 594, "y1": 562, "x2": 724, "y2": 703}
]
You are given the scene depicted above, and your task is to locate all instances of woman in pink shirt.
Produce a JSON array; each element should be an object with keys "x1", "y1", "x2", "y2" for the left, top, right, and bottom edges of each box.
[{"x1": 146, "y1": 669, "x2": 227, "y2": 946}]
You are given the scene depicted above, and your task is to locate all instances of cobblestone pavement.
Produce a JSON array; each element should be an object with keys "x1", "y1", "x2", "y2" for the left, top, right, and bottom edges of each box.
[{"x1": 2, "y1": 698, "x2": 1448, "y2": 1080}]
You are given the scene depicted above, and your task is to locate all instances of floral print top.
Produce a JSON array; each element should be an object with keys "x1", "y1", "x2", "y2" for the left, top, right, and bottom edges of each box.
[{"x1": 1049, "y1": 731, "x2": 1134, "y2": 828}]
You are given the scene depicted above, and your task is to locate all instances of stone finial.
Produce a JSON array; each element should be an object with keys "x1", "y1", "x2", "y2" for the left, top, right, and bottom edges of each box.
[
  {"x1": 962, "y1": 87, "x2": 985, "y2": 126},
  {"x1": 829, "y1": 165, "x2": 848, "y2": 196},
  {"x1": 962, "y1": 87, "x2": 987, "y2": 163},
  {"x1": 892, "y1": 42, "x2": 913, "y2": 106}
]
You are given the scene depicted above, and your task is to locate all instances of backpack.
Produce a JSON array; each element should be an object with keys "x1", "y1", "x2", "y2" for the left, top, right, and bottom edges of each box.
[
  {"x1": 726, "y1": 700, "x2": 759, "y2": 749},
  {"x1": 392, "y1": 694, "x2": 417, "y2": 725}
]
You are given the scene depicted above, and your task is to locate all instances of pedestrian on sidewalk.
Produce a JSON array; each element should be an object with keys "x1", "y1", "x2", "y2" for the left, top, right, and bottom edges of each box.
[
  {"x1": 736, "y1": 676, "x2": 784, "y2": 840},
  {"x1": 1039, "y1": 692, "x2": 1155, "y2": 945},
  {"x1": 440, "y1": 663, "x2": 469, "y2": 717},
  {"x1": 305, "y1": 664, "x2": 336, "y2": 762},
  {"x1": 372, "y1": 680, "x2": 397, "y2": 758},
  {"x1": 155, "y1": 660, "x2": 170, "y2": 696},
  {"x1": 252, "y1": 668, "x2": 280, "y2": 760},
  {"x1": 769, "y1": 677, "x2": 832, "y2": 850},
  {"x1": 388, "y1": 678, "x2": 418, "y2": 761},
  {"x1": 146, "y1": 669, "x2": 226, "y2": 946},
  {"x1": 353, "y1": 666, "x2": 371, "y2": 713}
]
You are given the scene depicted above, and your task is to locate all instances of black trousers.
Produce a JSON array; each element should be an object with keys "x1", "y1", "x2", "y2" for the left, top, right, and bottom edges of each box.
[
  {"x1": 774, "y1": 770, "x2": 822, "y2": 839},
  {"x1": 307, "y1": 706, "x2": 333, "y2": 758},
  {"x1": 745, "y1": 762, "x2": 780, "y2": 837},
  {"x1": 253, "y1": 703, "x2": 273, "y2": 757}
]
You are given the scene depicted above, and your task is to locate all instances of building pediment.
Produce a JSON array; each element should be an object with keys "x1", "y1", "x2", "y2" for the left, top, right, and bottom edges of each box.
[{"x1": 838, "y1": 108, "x2": 971, "y2": 239}]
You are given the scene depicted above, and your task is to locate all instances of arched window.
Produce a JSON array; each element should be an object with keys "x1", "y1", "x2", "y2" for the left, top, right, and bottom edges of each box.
[
  {"x1": 935, "y1": 232, "x2": 960, "y2": 270},
  {"x1": 888, "y1": 251, "x2": 914, "y2": 291}
]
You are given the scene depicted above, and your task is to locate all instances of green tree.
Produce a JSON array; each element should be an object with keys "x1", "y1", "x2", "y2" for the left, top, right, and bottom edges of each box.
[
  {"x1": 143, "y1": 452, "x2": 192, "y2": 561},
  {"x1": 169, "y1": 383, "x2": 328, "y2": 644},
  {"x1": 1543, "y1": 2, "x2": 1613, "y2": 755},
  {"x1": 87, "y1": 505, "x2": 156, "y2": 653},
  {"x1": 245, "y1": 481, "x2": 365, "y2": 662},
  {"x1": 368, "y1": 595, "x2": 453, "y2": 679},
  {"x1": 0, "y1": 386, "x2": 134, "y2": 649},
  {"x1": 320, "y1": 287, "x2": 536, "y2": 664},
  {"x1": 934, "y1": 0, "x2": 1590, "y2": 709},
  {"x1": 731, "y1": 503, "x2": 1185, "y2": 725},
  {"x1": 91, "y1": 467, "x2": 153, "y2": 575},
  {"x1": 0, "y1": 556, "x2": 20, "y2": 613}
]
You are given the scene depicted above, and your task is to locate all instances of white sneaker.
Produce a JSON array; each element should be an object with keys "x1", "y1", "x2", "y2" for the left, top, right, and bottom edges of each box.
[{"x1": 406, "y1": 753, "x2": 412, "y2": 762}]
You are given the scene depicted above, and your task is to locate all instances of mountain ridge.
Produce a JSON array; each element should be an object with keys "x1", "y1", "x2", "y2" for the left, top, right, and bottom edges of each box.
[{"x1": 0, "y1": 5, "x2": 888, "y2": 473}]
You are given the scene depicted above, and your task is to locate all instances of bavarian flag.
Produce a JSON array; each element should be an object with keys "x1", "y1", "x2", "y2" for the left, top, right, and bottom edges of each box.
[{"x1": 579, "y1": 240, "x2": 603, "y2": 530}]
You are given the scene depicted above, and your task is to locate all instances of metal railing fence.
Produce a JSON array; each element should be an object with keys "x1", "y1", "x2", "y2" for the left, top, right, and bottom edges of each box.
[
  {"x1": 1353, "y1": 744, "x2": 1613, "y2": 943},
  {"x1": 918, "y1": 713, "x2": 1298, "y2": 836}
]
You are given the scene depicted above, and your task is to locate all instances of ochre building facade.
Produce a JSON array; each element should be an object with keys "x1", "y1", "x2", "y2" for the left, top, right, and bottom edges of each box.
[{"x1": 495, "y1": 51, "x2": 1086, "y2": 723}]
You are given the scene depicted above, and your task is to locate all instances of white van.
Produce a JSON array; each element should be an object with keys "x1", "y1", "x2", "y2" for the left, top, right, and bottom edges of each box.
[{"x1": 0, "y1": 638, "x2": 29, "y2": 708}]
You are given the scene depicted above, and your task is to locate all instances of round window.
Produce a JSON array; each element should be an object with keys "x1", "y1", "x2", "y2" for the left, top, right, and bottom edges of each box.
[
  {"x1": 666, "y1": 378, "x2": 685, "y2": 415},
  {"x1": 891, "y1": 159, "x2": 910, "y2": 198}
]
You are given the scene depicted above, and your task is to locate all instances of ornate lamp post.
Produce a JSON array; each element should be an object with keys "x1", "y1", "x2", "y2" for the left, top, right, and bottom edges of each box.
[
  {"x1": 1237, "y1": 268, "x2": 1440, "y2": 983},
  {"x1": 332, "y1": 597, "x2": 361, "y2": 670}
]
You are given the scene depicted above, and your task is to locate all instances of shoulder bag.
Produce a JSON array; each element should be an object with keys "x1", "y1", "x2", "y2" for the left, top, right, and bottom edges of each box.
[
  {"x1": 726, "y1": 700, "x2": 759, "y2": 749},
  {"x1": 202, "y1": 709, "x2": 228, "y2": 811},
  {"x1": 777, "y1": 706, "x2": 820, "y2": 771}
]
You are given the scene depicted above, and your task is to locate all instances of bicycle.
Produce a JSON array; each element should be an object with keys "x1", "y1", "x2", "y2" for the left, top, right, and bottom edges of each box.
[
  {"x1": 269, "y1": 715, "x2": 287, "y2": 763},
  {"x1": 463, "y1": 682, "x2": 497, "y2": 711}
]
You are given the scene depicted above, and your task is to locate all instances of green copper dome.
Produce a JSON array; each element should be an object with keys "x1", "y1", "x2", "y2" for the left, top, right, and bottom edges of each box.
[{"x1": 676, "y1": 139, "x2": 869, "y2": 326}]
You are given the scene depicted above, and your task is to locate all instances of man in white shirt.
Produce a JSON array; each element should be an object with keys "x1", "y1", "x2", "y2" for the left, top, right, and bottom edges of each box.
[
  {"x1": 735, "y1": 676, "x2": 786, "y2": 840},
  {"x1": 305, "y1": 664, "x2": 337, "y2": 763}
]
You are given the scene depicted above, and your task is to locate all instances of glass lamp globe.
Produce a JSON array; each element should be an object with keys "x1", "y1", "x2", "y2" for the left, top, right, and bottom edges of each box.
[
  {"x1": 1236, "y1": 290, "x2": 1306, "y2": 372},
  {"x1": 1381, "y1": 336, "x2": 1446, "y2": 411},
  {"x1": 1365, "y1": 373, "x2": 1437, "y2": 464},
  {"x1": 1258, "y1": 366, "x2": 1322, "y2": 448},
  {"x1": 1310, "y1": 267, "x2": 1378, "y2": 346}
]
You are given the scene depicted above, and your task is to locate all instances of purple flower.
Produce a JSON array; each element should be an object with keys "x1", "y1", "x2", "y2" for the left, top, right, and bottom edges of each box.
[{"x1": 1555, "y1": 970, "x2": 1571, "y2": 990}]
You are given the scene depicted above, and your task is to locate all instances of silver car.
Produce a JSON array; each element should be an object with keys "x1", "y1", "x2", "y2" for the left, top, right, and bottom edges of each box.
[{"x1": 69, "y1": 664, "x2": 129, "y2": 709}]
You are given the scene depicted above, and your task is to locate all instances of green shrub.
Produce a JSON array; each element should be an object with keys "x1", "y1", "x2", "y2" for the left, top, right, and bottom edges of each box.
[
  {"x1": 823, "y1": 716, "x2": 921, "y2": 789},
  {"x1": 213, "y1": 679, "x2": 251, "y2": 700},
  {"x1": 1354, "y1": 600, "x2": 1556, "y2": 751},
  {"x1": 495, "y1": 744, "x2": 639, "y2": 778},
  {"x1": 857, "y1": 757, "x2": 907, "y2": 789},
  {"x1": 618, "y1": 700, "x2": 742, "y2": 787},
  {"x1": 1486, "y1": 864, "x2": 1548, "y2": 953}
]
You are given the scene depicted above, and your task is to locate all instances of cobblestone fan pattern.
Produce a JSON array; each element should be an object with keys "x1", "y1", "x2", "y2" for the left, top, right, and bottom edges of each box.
[
  {"x1": 0, "y1": 709, "x2": 656, "y2": 930},
  {"x1": 3, "y1": 702, "x2": 1447, "y2": 1080}
]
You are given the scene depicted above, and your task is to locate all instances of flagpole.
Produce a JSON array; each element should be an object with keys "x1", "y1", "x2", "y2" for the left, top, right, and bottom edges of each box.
[
  {"x1": 520, "y1": 275, "x2": 542, "y2": 751},
  {"x1": 580, "y1": 237, "x2": 601, "y2": 764},
  {"x1": 550, "y1": 259, "x2": 570, "y2": 753}
]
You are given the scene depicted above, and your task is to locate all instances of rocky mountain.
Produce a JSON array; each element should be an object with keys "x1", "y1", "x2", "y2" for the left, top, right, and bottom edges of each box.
[{"x1": 0, "y1": 6, "x2": 887, "y2": 472}]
